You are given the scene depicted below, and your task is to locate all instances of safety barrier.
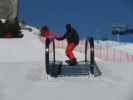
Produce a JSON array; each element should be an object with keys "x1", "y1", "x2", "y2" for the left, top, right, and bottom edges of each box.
[{"x1": 52, "y1": 39, "x2": 133, "y2": 62}]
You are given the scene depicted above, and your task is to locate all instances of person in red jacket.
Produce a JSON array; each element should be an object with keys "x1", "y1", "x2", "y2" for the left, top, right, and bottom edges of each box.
[
  {"x1": 56, "y1": 24, "x2": 79, "y2": 65},
  {"x1": 40, "y1": 25, "x2": 55, "y2": 39}
]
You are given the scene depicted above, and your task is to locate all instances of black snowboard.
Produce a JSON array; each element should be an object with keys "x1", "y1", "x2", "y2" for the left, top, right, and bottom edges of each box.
[{"x1": 65, "y1": 60, "x2": 78, "y2": 66}]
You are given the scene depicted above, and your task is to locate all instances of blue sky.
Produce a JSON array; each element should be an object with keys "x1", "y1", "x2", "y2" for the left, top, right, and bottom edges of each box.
[{"x1": 19, "y1": 0, "x2": 133, "y2": 42}]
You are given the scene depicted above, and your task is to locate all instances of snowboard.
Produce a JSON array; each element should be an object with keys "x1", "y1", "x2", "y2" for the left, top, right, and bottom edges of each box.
[{"x1": 65, "y1": 60, "x2": 78, "y2": 66}]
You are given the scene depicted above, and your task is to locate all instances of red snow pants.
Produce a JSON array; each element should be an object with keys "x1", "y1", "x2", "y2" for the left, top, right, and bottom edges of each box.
[{"x1": 65, "y1": 43, "x2": 77, "y2": 60}]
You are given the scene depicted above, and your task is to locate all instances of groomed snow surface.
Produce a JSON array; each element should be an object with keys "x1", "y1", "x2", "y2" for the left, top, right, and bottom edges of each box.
[{"x1": 0, "y1": 27, "x2": 133, "y2": 100}]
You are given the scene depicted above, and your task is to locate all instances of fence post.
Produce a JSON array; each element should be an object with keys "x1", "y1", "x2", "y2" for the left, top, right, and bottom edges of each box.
[
  {"x1": 85, "y1": 39, "x2": 88, "y2": 62},
  {"x1": 89, "y1": 37, "x2": 95, "y2": 75},
  {"x1": 45, "y1": 38, "x2": 50, "y2": 74},
  {"x1": 53, "y1": 40, "x2": 55, "y2": 64}
]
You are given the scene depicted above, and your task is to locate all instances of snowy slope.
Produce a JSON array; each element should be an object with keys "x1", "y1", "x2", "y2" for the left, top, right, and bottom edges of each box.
[
  {"x1": 0, "y1": 28, "x2": 44, "y2": 62},
  {"x1": 0, "y1": 27, "x2": 133, "y2": 100},
  {"x1": 113, "y1": 43, "x2": 133, "y2": 55},
  {"x1": 97, "y1": 40, "x2": 133, "y2": 55}
]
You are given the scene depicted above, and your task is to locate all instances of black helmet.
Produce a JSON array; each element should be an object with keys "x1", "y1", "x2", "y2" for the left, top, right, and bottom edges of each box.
[
  {"x1": 41, "y1": 25, "x2": 49, "y2": 32},
  {"x1": 66, "y1": 24, "x2": 71, "y2": 32}
]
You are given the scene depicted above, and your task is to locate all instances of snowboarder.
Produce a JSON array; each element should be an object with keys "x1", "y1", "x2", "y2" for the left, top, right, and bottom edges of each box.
[
  {"x1": 40, "y1": 25, "x2": 56, "y2": 74},
  {"x1": 56, "y1": 24, "x2": 79, "y2": 66},
  {"x1": 40, "y1": 25, "x2": 57, "y2": 45}
]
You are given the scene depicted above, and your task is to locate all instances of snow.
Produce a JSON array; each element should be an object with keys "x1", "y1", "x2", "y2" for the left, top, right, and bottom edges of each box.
[
  {"x1": 0, "y1": 28, "x2": 44, "y2": 62},
  {"x1": 97, "y1": 40, "x2": 133, "y2": 55},
  {"x1": 0, "y1": 27, "x2": 133, "y2": 100},
  {"x1": 0, "y1": 62, "x2": 133, "y2": 100},
  {"x1": 113, "y1": 43, "x2": 133, "y2": 55}
]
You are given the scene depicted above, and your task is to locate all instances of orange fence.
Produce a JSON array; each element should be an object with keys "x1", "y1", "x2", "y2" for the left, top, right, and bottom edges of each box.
[{"x1": 53, "y1": 40, "x2": 133, "y2": 62}]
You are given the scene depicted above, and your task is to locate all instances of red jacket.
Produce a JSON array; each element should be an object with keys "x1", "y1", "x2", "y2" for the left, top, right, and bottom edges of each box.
[{"x1": 41, "y1": 31, "x2": 54, "y2": 39}]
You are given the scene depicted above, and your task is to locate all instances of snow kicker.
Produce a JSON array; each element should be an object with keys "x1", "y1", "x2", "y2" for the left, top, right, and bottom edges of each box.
[{"x1": 45, "y1": 37, "x2": 102, "y2": 78}]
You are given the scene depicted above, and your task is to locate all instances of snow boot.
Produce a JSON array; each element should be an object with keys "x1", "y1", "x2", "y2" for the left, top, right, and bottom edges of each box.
[{"x1": 65, "y1": 59, "x2": 78, "y2": 66}]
